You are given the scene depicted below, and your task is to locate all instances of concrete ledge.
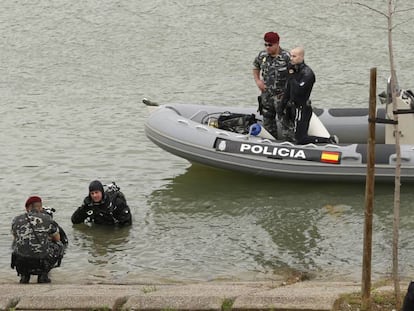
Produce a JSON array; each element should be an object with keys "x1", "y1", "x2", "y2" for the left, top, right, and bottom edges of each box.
[
  {"x1": 17, "y1": 295, "x2": 120, "y2": 310},
  {"x1": 124, "y1": 282, "x2": 262, "y2": 311},
  {"x1": 0, "y1": 295, "x2": 19, "y2": 311},
  {"x1": 233, "y1": 282, "x2": 361, "y2": 310},
  {"x1": 0, "y1": 281, "x2": 362, "y2": 311},
  {"x1": 124, "y1": 295, "x2": 226, "y2": 310},
  {"x1": 0, "y1": 284, "x2": 142, "y2": 310}
]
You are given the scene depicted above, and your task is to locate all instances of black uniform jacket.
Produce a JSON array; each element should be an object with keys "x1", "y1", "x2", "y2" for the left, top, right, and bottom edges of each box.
[{"x1": 279, "y1": 62, "x2": 315, "y2": 112}]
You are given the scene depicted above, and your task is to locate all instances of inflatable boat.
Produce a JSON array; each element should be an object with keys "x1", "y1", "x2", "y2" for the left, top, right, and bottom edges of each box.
[{"x1": 144, "y1": 89, "x2": 414, "y2": 182}]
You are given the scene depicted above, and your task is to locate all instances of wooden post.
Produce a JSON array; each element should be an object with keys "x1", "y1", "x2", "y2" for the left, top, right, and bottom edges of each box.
[{"x1": 361, "y1": 68, "x2": 377, "y2": 310}]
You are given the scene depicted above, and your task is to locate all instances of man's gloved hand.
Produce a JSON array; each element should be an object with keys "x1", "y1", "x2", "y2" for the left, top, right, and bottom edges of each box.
[
  {"x1": 286, "y1": 102, "x2": 296, "y2": 122},
  {"x1": 257, "y1": 96, "x2": 263, "y2": 115},
  {"x1": 11, "y1": 253, "x2": 16, "y2": 269}
]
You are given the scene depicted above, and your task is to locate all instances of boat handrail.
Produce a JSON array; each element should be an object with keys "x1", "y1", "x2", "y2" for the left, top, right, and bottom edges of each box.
[
  {"x1": 189, "y1": 110, "x2": 209, "y2": 121},
  {"x1": 279, "y1": 141, "x2": 341, "y2": 149},
  {"x1": 299, "y1": 143, "x2": 341, "y2": 149},
  {"x1": 195, "y1": 125, "x2": 208, "y2": 131},
  {"x1": 165, "y1": 105, "x2": 182, "y2": 116},
  {"x1": 342, "y1": 155, "x2": 361, "y2": 161},
  {"x1": 325, "y1": 144, "x2": 341, "y2": 149},
  {"x1": 260, "y1": 139, "x2": 273, "y2": 144},
  {"x1": 279, "y1": 141, "x2": 295, "y2": 147},
  {"x1": 301, "y1": 143, "x2": 318, "y2": 148},
  {"x1": 177, "y1": 119, "x2": 189, "y2": 125},
  {"x1": 391, "y1": 155, "x2": 411, "y2": 162},
  {"x1": 236, "y1": 135, "x2": 249, "y2": 140}
]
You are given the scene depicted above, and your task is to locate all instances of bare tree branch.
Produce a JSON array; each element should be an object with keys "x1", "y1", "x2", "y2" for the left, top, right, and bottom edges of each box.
[
  {"x1": 393, "y1": 0, "x2": 414, "y2": 14},
  {"x1": 392, "y1": 0, "x2": 397, "y2": 14},
  {"x1": 395, "y1": 7, "x2": 414, "y2": 13},
  {"x1": 352, "y1": 1, "x2": 414, "y2": 30},
  {"x1": 391, "y1": 19, "x2": 411, "y2": 30},
  {"x1": 352, "y1": 2, "x2": 388, "y2": 18}
]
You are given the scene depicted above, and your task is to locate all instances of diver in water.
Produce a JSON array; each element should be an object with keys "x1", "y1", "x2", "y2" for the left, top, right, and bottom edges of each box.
[{"x1": 71, "y1": 180, "x2": 132, "y2": 226}]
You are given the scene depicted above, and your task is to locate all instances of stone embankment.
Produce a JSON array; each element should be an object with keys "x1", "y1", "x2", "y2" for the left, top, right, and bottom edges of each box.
[{"x1": 0, "y1": 281, "x2": 366, "y2": 310}]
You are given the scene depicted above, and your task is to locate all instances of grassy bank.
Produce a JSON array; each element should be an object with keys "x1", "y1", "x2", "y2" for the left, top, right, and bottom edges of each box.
[{"x1": 332, "y1": 278, "x2": 409, "y2": 311}]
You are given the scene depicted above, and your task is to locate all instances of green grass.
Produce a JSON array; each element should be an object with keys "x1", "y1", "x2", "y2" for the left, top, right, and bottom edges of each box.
[
  {"x1": 90, "y1": 307, "x2": 111, "y2": 311},
  {"x1": 333, "y1": 291, "x2": 404, "y2": 311},
  {"x1": 221, "y1": 298, "x2": 234, "y2": 311},
  {"x1": 141, "y1": 285, "x2": 157, "y2": 293}
]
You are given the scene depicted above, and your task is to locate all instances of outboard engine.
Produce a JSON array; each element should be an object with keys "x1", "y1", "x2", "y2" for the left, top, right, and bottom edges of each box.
[
  {"x1": 381, "y1": 77, "x2": 414, "y2": 144},
  {"x1": 401, "y1": 89, "x2": 414, "y2": 110}
]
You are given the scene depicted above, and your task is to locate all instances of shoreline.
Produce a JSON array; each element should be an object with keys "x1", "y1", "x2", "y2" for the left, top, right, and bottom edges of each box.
[{"x1": 0, "y1": 279, "x2": 401, "y2": 311}]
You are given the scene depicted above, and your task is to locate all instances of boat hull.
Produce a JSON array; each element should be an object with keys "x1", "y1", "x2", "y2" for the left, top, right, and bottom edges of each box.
[{"x1": 145, "y1": 103, "x2": 414, "y2": 182}]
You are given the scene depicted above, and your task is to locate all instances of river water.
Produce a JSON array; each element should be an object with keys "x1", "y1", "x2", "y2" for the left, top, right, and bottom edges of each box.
[{"x1": 1, "y1": 0, "x2": 414, "y2": 284}]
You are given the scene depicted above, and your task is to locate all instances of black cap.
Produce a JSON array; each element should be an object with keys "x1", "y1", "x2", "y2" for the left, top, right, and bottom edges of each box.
[{"x1": 89, "y1": 180, "x2": 104, "y2": 194}]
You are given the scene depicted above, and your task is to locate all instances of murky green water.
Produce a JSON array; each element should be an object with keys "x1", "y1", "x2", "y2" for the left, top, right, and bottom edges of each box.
[{"x1": 1, "y1": 0, "x2": 414, "y2": 283}]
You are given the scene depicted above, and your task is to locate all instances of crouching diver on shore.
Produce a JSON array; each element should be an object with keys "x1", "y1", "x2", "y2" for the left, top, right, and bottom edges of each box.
[
  {"x1": 71, "y1": 180, "x2": 132, "y2": 226},
  {"x1": 11, "y1": 196, "x2": 65, "y2": 284}
]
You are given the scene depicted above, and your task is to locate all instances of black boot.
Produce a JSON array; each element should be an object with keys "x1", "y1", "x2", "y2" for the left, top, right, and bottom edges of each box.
[
  {"x1": 37, "y1": 273, "x2": 51, "y2": 283},
  {"x1": 19, "y1": 274, "x2": 30, "y2": 284}
]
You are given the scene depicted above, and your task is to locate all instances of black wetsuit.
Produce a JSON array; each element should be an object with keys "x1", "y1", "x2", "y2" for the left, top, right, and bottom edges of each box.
[
  {"x1": 279, "y1": 62, "x2": 331, "y2": 144},
  {"x1": 71, "y1": 192, "x2": 132, "y2": 226}
]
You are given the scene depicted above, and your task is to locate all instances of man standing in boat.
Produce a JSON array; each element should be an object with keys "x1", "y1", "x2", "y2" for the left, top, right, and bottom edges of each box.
[
  {"x1": 278, "y1": 46, "x2": 337, "y2": 144},
  {"x1": 253, "y1": 32, "x2": 291, "y2": 139}
]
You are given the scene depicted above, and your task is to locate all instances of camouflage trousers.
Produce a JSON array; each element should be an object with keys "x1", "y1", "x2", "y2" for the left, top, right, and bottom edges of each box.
[
  {"x1": 11, "y1": 242, "x2": 64, "y2": 276},
  {"x1": 259, "y1": 92, "x2": 294, "y2": 140},
  {"x1": 278, "y1": 102, "x2": 296, "y2": 142},
  {"x1": 258, "y1": 92, "x2": 279, "y2": 139}
]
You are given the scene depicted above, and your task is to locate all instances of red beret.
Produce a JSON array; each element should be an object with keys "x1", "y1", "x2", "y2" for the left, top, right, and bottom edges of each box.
[
  {"x1": 264, "y1": 32, "x2": 280, "y2": 44},
  {"x1": 25, "y1": 196, "x2": 42, "y2": 208}
]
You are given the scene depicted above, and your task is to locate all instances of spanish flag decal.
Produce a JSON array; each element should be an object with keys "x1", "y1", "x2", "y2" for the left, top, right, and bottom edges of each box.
[{"x1": 320, "y1": 151, "x2": 341, "y2": 164}]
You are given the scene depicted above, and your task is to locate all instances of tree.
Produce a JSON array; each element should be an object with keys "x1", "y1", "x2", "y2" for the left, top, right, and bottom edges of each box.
[{"x1": 351, "y1": 0, "x2": 414, "y2": 309}]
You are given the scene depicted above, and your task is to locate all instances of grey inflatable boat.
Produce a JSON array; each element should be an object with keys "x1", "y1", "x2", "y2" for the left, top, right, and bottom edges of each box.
[{"x1": 144, "y1": 90, "x2": 414, "y2": 182}]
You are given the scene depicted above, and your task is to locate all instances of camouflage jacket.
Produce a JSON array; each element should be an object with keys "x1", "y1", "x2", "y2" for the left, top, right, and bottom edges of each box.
[
  {"x1": 11, "y1": 211, "x2": 58, "y2": 258},
  {"x1": 253, "y1": 48, "x2": 290, "y2": 95}
]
